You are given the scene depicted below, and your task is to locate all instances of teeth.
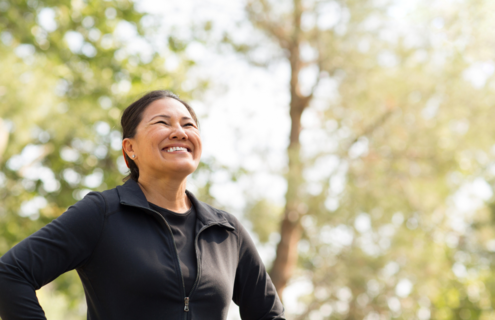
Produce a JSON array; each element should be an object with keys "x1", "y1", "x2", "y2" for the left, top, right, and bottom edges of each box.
[{"x1": 166, "y1": 146, "x2": 187, "y2": 152}]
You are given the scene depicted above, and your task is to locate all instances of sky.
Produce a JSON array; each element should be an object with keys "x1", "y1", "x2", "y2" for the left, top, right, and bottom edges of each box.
[
  {"x1": 131, "y1": 2, "x2": 495, "y2": 317},
  {"x1": 22, "y1": 0, "x2": 495, "y2": 317},
  {"x1": 135, "y1": 0, "x2": 295, "y2": 317}
]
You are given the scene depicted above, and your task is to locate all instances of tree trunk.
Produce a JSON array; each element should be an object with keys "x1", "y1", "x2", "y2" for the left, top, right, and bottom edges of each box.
[
  {"x1": 269, "y1": 1, "x2": 312, "y2": 297},
  {"x1": 269, "y1": 142, "x2": 304, "y2": 297}
]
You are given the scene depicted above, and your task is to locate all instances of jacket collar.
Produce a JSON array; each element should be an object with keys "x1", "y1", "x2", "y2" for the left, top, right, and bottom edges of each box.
[{"x1": 116, "y1": 179, "x2": 234, "y2": 230}]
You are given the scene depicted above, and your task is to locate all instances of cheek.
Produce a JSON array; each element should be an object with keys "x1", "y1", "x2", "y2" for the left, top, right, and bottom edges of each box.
[
  {"x1": 139, "y1": 132, "x2": 165, "y2": 155},
  {"x1": 193, "y1": 137, "x2": 202, "y2": 154},
  {"x1": 187, "y1": 130, "x2": 200, "y2": 143},
  {"x1": 149, "y1": 129, "x2": 169, "y2": 143}
]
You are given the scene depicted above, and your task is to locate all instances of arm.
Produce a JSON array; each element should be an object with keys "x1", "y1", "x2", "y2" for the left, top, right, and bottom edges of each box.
[
  {"x1": 0, "y1": 192, "x2": 105, "y2": 320},
  {"x1": 232, "y1": 221, "x2": 285, "y2": 320}
]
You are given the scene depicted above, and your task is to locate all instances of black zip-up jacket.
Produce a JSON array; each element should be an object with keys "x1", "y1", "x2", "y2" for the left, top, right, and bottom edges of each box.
[{"x1": 0, "y1": 179, "x2": 285, "y2": 320}]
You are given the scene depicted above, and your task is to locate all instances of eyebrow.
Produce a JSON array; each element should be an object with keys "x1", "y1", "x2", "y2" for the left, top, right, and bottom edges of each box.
[{"x1": 149, "y1": 114, "x2": 193, "y2": 122}]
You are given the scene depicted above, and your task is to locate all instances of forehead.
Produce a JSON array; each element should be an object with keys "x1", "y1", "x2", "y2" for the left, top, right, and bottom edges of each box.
[{"x1": 142, "y1": 98, "x2": 192, "y2": 121}]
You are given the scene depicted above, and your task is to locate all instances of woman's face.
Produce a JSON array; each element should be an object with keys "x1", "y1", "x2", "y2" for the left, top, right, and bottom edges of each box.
[{"x1": 123, "y1": 98, "x2": 202, "y2": 179}]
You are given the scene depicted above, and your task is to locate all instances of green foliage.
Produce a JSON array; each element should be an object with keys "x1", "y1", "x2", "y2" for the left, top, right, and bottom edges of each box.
[
  {"x1": 245, "y1": 199, "x2": 283, "y2": 243},
  {"x1": 229, "y1": 0, "x2": 495, "y2": 319},
  {"x1": 5, "y1": 0, "x2": 495, "y2": 319},
  {"x1": 0, "y1": 0, "x2": 204, "y2": 317}
]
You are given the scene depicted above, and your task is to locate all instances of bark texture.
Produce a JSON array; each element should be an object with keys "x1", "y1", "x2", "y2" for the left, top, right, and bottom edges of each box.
[
  {"x1": 268, "y1": 0, "x2": 314, "y2": 298},
  {"x1": 246, "y1": 0, "x2": 320, "y2": 298}
]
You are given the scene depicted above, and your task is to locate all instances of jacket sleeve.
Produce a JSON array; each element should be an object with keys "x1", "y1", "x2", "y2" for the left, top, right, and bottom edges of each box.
[
  {"x1": 232, "y1": 220, "x2": 285, "y2": 320},
  {"x1": 0, "y1": 191, "x2": 106, "y2": 320}
]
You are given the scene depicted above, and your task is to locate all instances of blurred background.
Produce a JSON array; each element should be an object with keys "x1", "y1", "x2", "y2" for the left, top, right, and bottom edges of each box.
[{"x1": 2, "y1": 0, "x2": 495, "y2": 319}]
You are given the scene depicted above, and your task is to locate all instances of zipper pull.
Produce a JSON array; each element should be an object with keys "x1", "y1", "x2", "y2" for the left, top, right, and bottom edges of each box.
[{"x1": 184, "y1": 297, "x2": 190, "y2": 312}]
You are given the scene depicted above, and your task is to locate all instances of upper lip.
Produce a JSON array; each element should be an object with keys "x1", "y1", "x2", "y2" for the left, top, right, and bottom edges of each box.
[{"x1": 162, "y1": 144, "x2": 192, "y2": 152}]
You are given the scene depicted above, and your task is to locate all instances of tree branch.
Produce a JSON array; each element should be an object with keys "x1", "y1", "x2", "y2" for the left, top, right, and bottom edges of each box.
[
  {"x1": 342, "y1": 105, "x2": 397, "y2": 156},
  {"x1": 246, "y1": 0, "x2": 291, "y2": 49}
]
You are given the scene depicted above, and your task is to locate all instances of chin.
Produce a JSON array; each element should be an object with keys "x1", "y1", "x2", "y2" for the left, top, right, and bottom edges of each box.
[{"x1": 163, "y1": 162, "x2": 198, "y2": 176}]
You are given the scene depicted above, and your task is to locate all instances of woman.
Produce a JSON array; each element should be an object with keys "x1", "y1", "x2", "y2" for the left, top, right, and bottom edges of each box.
[{"x1": 0, "y1": 90, "x2": 285, "y2": 320}]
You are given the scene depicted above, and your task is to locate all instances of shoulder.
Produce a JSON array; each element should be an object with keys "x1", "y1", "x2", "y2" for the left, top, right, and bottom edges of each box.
[
  {"x1": 212, "y1": 205, "x2": 242, "y2": 228},
  {"x1": 195, "y1": 200, "x2": 248, "y2": 237},
  {"x1": 68, "y1": 190, "x2": 106, "y2": 215},
  {"x1": 198, "y1": 202, "x2": 264, "y2": 263},
  {"x1": 196, "y1": 199, "x2": 239, "y2": 222},
  {"x1": 84, "y1": 184, "x2": 127, "y2": 216},
  {"x1": 68, "y1": 186, "x2": 119, "y2": 218}
]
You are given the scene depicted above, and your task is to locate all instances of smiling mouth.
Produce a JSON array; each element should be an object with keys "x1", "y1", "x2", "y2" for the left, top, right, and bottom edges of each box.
[{"x1": 163, "y1": 146, "x2": 191, "y2": 153}]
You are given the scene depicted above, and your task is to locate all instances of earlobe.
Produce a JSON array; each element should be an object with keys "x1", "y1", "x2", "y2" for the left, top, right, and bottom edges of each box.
[{"x1": 122, "y1": 139, "x2": 137, "y2": 168}]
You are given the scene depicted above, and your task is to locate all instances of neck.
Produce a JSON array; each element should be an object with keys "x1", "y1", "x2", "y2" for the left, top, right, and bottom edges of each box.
[{"x1": 137, "y1": 174, "x2": 191, "y2": 213}]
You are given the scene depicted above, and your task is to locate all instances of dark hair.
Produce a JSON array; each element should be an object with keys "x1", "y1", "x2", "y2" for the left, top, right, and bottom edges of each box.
[{"x1": 121, "y1": 90, "x2": 199, "y2": 182}]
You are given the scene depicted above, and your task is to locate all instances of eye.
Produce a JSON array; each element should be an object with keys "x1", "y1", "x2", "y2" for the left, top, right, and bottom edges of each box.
[
  {"x1": 156, "y1": 121, "x2": 168, "y2": 125},
  {"x1": 184, "y1": 123, "x2": 195, "y2": 127}
]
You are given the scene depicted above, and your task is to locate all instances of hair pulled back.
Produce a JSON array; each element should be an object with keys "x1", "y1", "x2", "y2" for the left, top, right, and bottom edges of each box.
[{"x1": 121, "y1": 90, "x2": 198, "y2": 182}]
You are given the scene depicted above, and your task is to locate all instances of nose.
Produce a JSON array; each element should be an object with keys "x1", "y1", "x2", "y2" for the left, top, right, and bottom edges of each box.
[{"x1": 169, "y1": 124, "x2": 188, "y2": 140}]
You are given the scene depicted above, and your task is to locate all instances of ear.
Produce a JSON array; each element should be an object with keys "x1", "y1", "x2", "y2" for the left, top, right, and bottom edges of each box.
[{"x1": 122, "y1": 138, "x2": 135, "y2": 156}]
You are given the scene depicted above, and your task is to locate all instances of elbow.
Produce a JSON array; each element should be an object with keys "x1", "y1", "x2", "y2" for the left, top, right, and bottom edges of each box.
[{"x1": 0, "y1": 259, "x2": 36, "y2": 289}]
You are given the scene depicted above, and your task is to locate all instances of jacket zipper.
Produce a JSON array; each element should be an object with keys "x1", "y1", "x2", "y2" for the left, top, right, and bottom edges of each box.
[
  {"x1": 186, "y1": 223, "x2": 220, "y2": 299},
  {"x1": 184, "y1": 297, "x2": 189, "y2": 311},
  {"x1": 121, "y1": 203, "x2": 189, "y2": 317},
  {"x1": 121, "y1": 201, "x2": 232, "y2": 318},
  {"x1": 179, "y1": 222, "x2": 228, "y2": 315}
]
